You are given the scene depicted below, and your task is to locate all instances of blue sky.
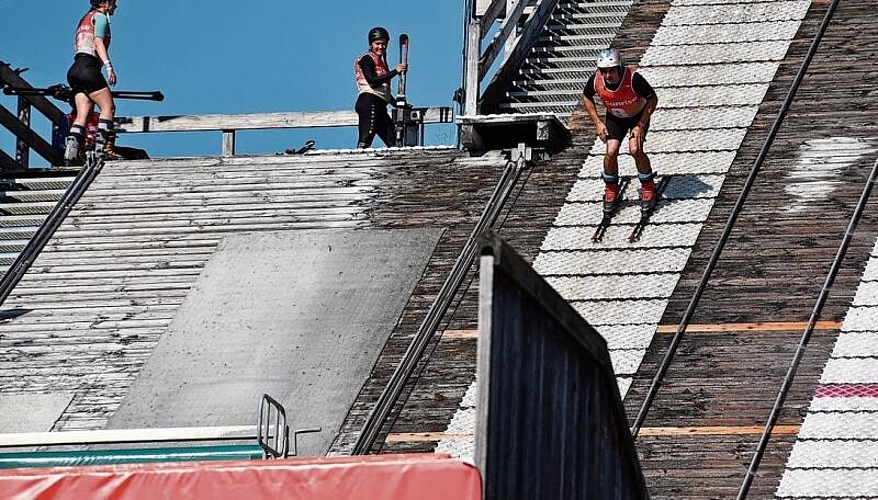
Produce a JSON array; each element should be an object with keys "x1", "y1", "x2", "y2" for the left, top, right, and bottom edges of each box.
[{"x1": 1, "y1": 1, "x2": 464, "y2": 161}]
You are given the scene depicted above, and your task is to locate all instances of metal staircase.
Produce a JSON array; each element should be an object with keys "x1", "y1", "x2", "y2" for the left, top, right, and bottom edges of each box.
[
  {"x1": 0, "y1": 174, "x2": 74, "y2": 275},
  {"x1": 498, "y1": 0, "x2": 634, "y2": 117}
]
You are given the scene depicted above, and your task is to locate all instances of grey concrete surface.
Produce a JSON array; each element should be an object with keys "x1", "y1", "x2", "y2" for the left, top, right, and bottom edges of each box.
[
  {"x1": 109, "y1": 228, "x2": 442, "y2": 456},
  {"x1": 0, "y1": 393, "x2": 72, "y2": 433}
]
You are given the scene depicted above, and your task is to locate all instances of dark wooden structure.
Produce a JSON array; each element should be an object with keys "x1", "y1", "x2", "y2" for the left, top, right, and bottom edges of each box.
[
  {"x1": 0, "y1": 62, "x2": 65, "y2": 170},
  {"x1": 477, "y1": 235, "x2": 647, "y2": 500},
  {"x1": 457, "y1": 113, "x2": 571, "y2": 152}
]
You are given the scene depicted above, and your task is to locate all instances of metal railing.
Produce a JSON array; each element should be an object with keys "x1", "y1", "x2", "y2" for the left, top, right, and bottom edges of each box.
[
  {"x1": 461, "y1": 0, "x2": 561, "y2": 115},
  {"x1": 0, "y1": 62, "x2": 66, "y2": 169},
  {"x1": 115, "y1": 107, "x2": 455, "y2": 156},
  {"x1": 0, "y1": 153, "x2": 103, "y2": 307},
  {"x1": 352, "y1": 144, "x2": 534, "y2": 454}
]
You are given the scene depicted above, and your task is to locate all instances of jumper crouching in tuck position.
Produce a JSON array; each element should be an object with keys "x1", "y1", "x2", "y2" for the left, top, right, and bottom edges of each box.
[{"x1": 582, "y1": 48, "x2": 658, "y2": 213}]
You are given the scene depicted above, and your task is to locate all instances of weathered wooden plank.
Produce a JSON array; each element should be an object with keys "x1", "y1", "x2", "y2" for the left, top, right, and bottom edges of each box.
[
  {"x1": 654, "y1": 320, "x2": 842, "y2": 333},
  {"x1": 115, "y1": 108, "x2": 454, "y2": 133},
  {"x1": 382, "y1": 424, "x2": 804, "y2": 444}
]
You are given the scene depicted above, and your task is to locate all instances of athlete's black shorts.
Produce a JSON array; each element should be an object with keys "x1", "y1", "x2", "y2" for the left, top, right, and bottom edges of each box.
[
  {"x1": 67, "y1": 54, "x2": 109, "y2": 95},
  {"x1": 605, "y1": 111, "x2": 649, "y2": 142}
]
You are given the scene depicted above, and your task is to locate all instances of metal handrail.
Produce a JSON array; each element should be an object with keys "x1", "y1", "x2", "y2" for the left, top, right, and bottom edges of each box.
[
  {"x1": 352, "y1": 145, "x2": 533, "y2": 454},
  {"x1": 0, "y1": 154, "x2": 103, "y2": 307}
]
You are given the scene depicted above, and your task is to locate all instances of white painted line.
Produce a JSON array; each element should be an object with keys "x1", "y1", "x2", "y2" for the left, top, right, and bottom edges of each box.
[
  {"x1": 863, "y1": 257, "x2": 878, "y2": 281},
  {"x1": 610, "y1": 349, "x2": 647, "y2": 375},
  {"x1": 444, "y1": 407, "x2": 476, "y2": 434},
  {"x1": 641, "y1": 41, "x2": 795, "y2": 67},
  {"x1": 651, "y1": 20, "x2": 803, "y2": 45},
  {"x1": 541, "y1": 224, "x2": 702, "y2": 251},
  {"x1": 661, "y1": 2, "x2": 811, "y2": 26},
  {"x1": 618, "y1": 377, "x2": 633, "y2": 399},
  {"x1": 572, "y1": 298, "x2": 670, "y2": 326},
  {"x1": 588, "y1": 129, "x2": 747, "y2": 154},
  {"x1": 799, "y1": 412, "x2": 878, "y2": 440},
  {"x1": 566, "y1": 176, "x2": 723, "y2": 202},
  {"x1": 853, "y1": 282, "x2": 878, "y2": 306},
  {"x1": 841, "y1": 306, "x2": 878, "y2": 332},
  {"x1": 785, "y1": 439, "x2": 878, "y2": 468},
  {"x1": 533, "y1": 248, "x2": 692, "y2": 276},
  {"x1": 597, "y1": 324, "x2": 658, "y2": 350},
  {"x1": 578, "y1": 151, "x2": 738, "y2": 176},
  {"x1": 777, "y1": 469, "x2": 878, "y2": 498},
  {"x1": 650, "y1": 106, "x2": 759, "y2": 131},
  {"x1": 552, "y1": 199, "x2": 715, "y2": 226},
  {"x1": 810, "y1": 397, "x2": 878, "y2": 412},
  {"x1": 658, "y1": 84, "x2": 769, "y2": 108},
  {"x1": 831, "y1": 331, "x2": 878, "y2": 357},
  {"x1": 545, "y1": 274, "x2": 681, "y2": 301},
  {"x1": 819, "y1": 358, "x2": 878, "y2": 384},
  {"x1": 638, "y1": 62, "x2": 782, "y2": 87}
]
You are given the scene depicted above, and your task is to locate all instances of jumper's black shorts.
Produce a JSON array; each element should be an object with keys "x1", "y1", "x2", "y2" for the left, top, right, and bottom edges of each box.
[
  {"x1": 67, "y1": 54, "x2": 109, "y2": 95},
  {"x1": 606, "y1": 110, "x2": 650, "y2": 142}
]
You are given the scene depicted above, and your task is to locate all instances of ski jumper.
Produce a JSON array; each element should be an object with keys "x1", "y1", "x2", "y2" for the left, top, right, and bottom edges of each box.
[
  {"x1": 67, "y1": 10, "x2": 112, "y2": 94},
  {"x1": 355, "y1": 53, "x2": 399, "y2": 148},
  {"x1": 583, "y1": 66, "x2": 655, "y2": 142}
]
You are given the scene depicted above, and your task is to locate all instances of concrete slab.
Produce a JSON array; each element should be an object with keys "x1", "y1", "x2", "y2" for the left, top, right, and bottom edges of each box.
[
  {"x1": 0, "y1": 393, "x2": 72, "y2": 433},
  {"x1": 109, "y1": 228, "x2": 442, "y2": 456}
]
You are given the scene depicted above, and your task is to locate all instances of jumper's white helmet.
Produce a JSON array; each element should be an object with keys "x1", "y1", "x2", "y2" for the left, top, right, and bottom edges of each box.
[{"x1": 596, "y1": 48, "x2": 622, "y2": 69}]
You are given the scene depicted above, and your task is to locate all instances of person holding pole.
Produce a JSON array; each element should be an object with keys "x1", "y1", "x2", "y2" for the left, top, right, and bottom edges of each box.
[{"x1": 354, "y1": 27, "x2": 407, "y2": 148}]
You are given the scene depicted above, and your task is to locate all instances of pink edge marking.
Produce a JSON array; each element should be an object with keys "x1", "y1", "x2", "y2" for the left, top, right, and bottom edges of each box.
[{"x1": 815, "y1": 384, "x2": 878, "y2": 398}]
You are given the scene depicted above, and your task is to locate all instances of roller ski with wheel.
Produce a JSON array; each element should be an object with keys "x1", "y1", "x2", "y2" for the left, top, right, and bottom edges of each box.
[
  {"x1": 592, "y1": 176, "x2": 631, "y2": 243},
  {"x1": 628, "y1": 175, "x2": 670, "y2": 243}
]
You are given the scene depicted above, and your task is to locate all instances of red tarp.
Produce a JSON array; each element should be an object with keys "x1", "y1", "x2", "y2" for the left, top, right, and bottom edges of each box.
[{"x1": 0, "y1": 454, "x2": 481, "y2": 500}]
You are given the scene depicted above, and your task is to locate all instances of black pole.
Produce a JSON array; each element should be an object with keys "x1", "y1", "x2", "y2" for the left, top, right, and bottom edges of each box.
[{"x1": 630, "y1": 0, "x2": 843, "y2": 439}]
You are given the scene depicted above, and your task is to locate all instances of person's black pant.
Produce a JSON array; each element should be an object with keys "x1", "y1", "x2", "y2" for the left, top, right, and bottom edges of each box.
[
  {"x1": 67, "y1": 54, "x2": 109, "y2": 95},
  {"x1": 355, "y1": 93, "x2": 395, "y2": 148}
]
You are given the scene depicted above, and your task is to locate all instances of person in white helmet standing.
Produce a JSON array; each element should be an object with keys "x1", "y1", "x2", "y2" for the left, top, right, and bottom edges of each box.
[
  {"x1": 354, "y1": 27, "x2": 408, "y2": 148},
  {"x1": 582, "y1": 47, "x2": 658, "y2": 213}
]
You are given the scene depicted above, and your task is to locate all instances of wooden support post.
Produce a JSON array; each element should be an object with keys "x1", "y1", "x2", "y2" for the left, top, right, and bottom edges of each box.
[
  {"x1": 505, "y1": 0, "x2": 519, "y2": 54},
  {"x1": 222, "y1": 130, "x2": 235, "y2": 156},
  {"x1": 16, "y1": 97, "x2": 31, "y2": 168},
  {"x1": 464, "y1": 20, "x2": 482, "y2": 116},
  {"x1": 0, "y1": 104, "x2": 62, "y2": 167}
]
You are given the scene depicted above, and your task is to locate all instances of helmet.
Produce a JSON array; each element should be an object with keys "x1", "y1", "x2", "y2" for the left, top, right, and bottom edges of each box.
[
  {"x1": 368, "y1": 27, "x2": 390, "y2": 44},
  {"x1": 596, "y1": 48, "x2": 622, "y2": 69}
]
